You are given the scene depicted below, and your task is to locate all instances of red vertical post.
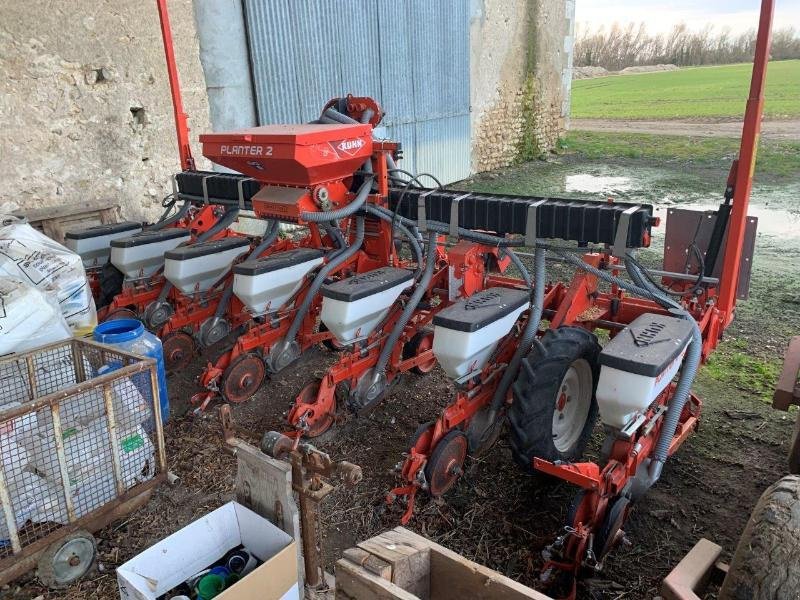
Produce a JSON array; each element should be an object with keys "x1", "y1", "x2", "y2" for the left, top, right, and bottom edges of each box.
[
  {"x1": 156, "y1": 0, "x2": 195, "y2": 171},
  {"x1": 717, "y1": 0, "x2": 774, "y2": 325}
]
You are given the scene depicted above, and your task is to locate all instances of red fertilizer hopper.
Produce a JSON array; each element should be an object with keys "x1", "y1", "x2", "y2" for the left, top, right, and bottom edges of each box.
[{"x1": 200, "y1": 124, "x2": 373, "y2": 221}]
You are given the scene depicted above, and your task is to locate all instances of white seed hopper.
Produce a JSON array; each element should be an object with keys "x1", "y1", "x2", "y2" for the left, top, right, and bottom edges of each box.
[
  {"x1": 164, "y1": 237, "x2": 251, "y2": 294},
  {"x1": 233, "y1": 248, "x2": 325, "y2": 315},
  {"x1": 320, "y1": 267, "x2": 414, "y2": 343},
  {"x1": 64, "y1": 222, "x2": 142, "y2": 269},
  {"x1": 596, "y1": 313, "x2": 693, "y2": 429},
  {"x1": 432, "y1": 287, "x2": 530, "y2": 379},
  {"x1": 110, "y1": 228, "x2": 191, "y2": 280}
]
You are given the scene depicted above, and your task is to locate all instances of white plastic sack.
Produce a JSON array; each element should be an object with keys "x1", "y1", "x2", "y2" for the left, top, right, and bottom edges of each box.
[
  {"x1": 0, "y1": 277, "x2": 72, "y2": 356},
  {"x1": 0, "y1": 217, "x2": 96, "y2": 330}
]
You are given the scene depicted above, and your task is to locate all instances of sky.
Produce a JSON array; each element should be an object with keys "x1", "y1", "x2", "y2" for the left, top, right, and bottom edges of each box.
[{"x1": 575, "y1": 1, "x2": 800, "y2": 34}]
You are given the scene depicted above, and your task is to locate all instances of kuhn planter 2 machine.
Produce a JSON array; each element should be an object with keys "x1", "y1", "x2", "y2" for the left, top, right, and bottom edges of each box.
[{"x1": 67, "y1": 0, "x2": 772, "y2": 596}]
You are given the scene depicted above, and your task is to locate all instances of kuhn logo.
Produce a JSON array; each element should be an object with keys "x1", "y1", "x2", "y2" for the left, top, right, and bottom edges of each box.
[{"x1": 335, "y1": 138, "x2": 365, "y2": 156}]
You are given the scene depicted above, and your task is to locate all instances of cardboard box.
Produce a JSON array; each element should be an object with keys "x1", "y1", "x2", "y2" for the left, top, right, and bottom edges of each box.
[{"x1": 117, "y1": 501, "x2": 299, "y2": 600}]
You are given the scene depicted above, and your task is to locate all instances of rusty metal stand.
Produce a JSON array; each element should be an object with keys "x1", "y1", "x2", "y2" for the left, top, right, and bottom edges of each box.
[
  {"x1": 262, "y1": 429, "x2": 362, "y2": 589},
  {"x1": 220, "y1": 405, "x2": 361, "y2": 591}
]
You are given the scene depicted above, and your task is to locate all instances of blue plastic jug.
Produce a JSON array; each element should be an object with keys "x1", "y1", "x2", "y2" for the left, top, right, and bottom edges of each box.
[{"x1": 93, "y1": 319, "x2": 170, "y2": 423}]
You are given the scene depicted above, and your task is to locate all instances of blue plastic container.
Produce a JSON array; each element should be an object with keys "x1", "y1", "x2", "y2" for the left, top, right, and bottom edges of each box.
[{"x1": 93, "y1": 319, "x2": 169, "y2": 423}]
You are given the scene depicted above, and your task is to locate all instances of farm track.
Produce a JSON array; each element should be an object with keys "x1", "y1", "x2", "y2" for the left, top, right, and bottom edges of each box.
[{"x1": 572, "y1": 117, "x2": 800, "y2": 140}]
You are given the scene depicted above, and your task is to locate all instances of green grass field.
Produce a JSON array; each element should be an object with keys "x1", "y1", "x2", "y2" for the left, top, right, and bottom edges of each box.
[{"x1": 571, "y1": 59, "x2": 800, "y2": 120}]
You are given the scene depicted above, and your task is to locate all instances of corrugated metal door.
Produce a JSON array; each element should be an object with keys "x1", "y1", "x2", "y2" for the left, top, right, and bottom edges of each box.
[{"x1": 243, "y1": 0, "x2": 470, "y2": 183}]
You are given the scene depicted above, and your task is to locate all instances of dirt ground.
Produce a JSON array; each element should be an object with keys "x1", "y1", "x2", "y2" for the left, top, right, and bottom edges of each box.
[
  {"x1": 4, "y1": 158, "x2": 799, "y2": 600},
  {"x1": 571, "y1": 117, "x2": 800, "y2": 140}
]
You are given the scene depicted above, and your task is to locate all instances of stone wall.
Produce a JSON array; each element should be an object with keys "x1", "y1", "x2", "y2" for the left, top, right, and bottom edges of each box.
[
  {"x1": 0, "y1": 0, "x2": 210, "y2": 222},
  {"x1": 470, "y1": 0, "x2": 574, "y2": 172}
]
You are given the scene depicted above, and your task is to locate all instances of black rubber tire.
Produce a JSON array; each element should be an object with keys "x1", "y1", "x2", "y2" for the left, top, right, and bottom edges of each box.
[
  {"x1": 719, "y1": 475, "x2": 800, "y2": 600},
  {"x1": 508, "y1": 326, "x2": 601, "y2": 474},
  {"x1": 96, "y1": 262, "x2": 124, "y2": 309}
]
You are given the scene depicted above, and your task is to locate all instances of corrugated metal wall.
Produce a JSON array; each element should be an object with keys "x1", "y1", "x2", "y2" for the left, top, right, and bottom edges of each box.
[{"x1": 242, "y1": 0, "x2": 471, "y2": 184}]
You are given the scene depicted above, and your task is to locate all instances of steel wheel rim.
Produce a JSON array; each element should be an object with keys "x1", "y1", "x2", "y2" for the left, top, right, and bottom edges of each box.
[
  {"x1": 51, "y1": 537, "x2": 94, "y2": 584},
  {"x1": 222, "y1": 354, "x2": 265, "y2": 403},
  {"x1": 552, "y1": 358, "x2": 593, "y2": 453},
  {"x1": 425, "y1": 430, "x2": 468, "y2": 497},
  {"x1": 163, "y1": 333, "x2": 194, "y2": 372}
]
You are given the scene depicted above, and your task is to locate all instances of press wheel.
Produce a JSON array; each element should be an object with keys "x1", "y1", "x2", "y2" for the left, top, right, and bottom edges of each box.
[
  {"x1": 594, "y1": 495, "x2": 630, "y2": 560},
  {"x1": 221, "y1": 353, "x2": 266, "y2": 403},
  {"x1": 408, "y1": 420, "x2": 435, "y2": 452},
  {"x1": 162, "y1": 331, "x2": 196, "y2": 372},
  {"x1": 295, "y1": 381, "x2": 334, "y2": 438},
  {"x1": 424, "y1": 429, "x2": 468, "y2": 497},
  {"x1": 403, "y1": 331, "x2": 436, "y2": 375}
]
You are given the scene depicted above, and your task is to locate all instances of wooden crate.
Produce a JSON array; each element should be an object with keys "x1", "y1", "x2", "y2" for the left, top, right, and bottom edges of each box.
[
  {"x1": 12, "y1": 199, "x2": 122, "y2": 242},
  {"x1": 335, "y1": 527, "x2": 549, "y2": 600}
]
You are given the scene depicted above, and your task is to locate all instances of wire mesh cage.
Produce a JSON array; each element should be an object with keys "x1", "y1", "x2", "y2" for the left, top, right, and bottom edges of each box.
[{"x1": 0, "y1": 338, "x2": 166, "y2": 572}]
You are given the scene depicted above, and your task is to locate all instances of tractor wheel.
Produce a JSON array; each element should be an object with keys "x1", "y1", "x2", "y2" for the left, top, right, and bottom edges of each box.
[
  {"x1": 37, "y1": 530, "x2": 97, "y2": 588},
  {"x1": 508, "y1": 327, "x2": 600, "y2": 474},
  {"x1": 402, "y1": 330, "x2": 437, "y2": 375},
  {"x1": 719, "y1": 475, "x2": 800, "y2": 600}
]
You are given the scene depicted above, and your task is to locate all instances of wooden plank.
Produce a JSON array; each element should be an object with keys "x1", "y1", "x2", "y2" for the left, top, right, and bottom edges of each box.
[
  {"x1": 774, "y1": 337, "x2": 800, "y2": 410},
  {"x1": 389, "y1": 527, "x2": 548, "y2": 600},
  {"x1": 14, "y1": 199, "x2": 120, "y2": 223},
  {"x1": 357, "y1": 530, "x2": 430, "y2": 599},
  {"x1": 343, "y1": 547, "x2": 392, "y2": 580},
  {"x1": 335, "y1": 559, "x2": 418, "y2": 600},
  {"x1": 661, "y1": 538, "x2": 723, "y2": 600},
  {"x1": 232, "y1": 439, "x2": 304, "y2": 591}
]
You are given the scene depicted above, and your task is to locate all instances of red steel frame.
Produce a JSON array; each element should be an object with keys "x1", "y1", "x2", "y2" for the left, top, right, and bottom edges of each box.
[
  {"x1": 156, "y1": 0, "x2": 194, "y2": 172},
  {"x1": 286, "y1": 242, "x2": 510, "y2": 438},
  {"x1": 99, "y1": 204, "x2": 240, "y2": 322}
]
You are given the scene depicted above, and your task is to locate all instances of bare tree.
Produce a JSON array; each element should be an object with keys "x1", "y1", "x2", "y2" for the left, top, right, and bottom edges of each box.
[{"x1": 574, "y1": 23, "x2": 800, "y2": 69}]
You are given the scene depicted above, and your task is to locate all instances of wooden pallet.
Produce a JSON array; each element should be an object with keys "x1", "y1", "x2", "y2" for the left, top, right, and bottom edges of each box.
[
  {"x1": 335, "y1": 527, "x2": 548, "y2": 600},
  {"x1": 12, "y1": 199, "x2": 122, "y2": 242}
]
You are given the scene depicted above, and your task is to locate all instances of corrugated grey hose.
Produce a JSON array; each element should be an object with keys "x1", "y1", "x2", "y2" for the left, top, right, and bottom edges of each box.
[
  {"x1": 300, "y1": 161, "x2": 373, "y2": 223},
  {"x1": 374, "y1": 230, "x2": 438, "y2": 374},
  {"x1": 488, "y1": 246, "x2": 545, "y2": 415},
  {"x1": 156, "y1": 207, "x2": 240, "y2": 303},
  {"x1": 213, "y1": 220, "x2": 280, "y2": 320},
  {"x1": 322, "y1": 221, "x2": 346, "y2": 260},
  {"x1": 322, "y1": 107, "x2": 359, "y2": 124},
  {"x1": 364, "y1": 205, "x2": 423, "y2": 276},
  {"x1": 283, "y1": 217, "x2": 365, "y2": 344},
  {"x1": 150, "y1": 198, "x2": 191, "y2": 231},
  {"x1": 360, "y1": 108, "x2": 375, "y2": 124},
  {"x1": 501, "y1": 248, "x2": 532, "y2": 288},
  {"x1": 552, "y1": 248, "x2": 702, "y2": 486},
  {"x1": 624, "y1": 257, "x2": 702, "y2": 484}
]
